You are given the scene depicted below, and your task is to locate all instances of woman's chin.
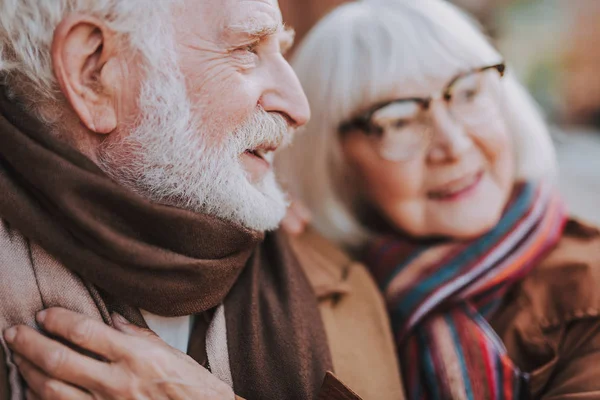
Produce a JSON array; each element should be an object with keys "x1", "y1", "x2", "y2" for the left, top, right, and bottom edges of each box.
[
  {"x1": 422, "y1": 177, "x2": 507, "y2": 239},
  {"x1": 432, "y1": 209, "x2": 504, "y2": 240}
]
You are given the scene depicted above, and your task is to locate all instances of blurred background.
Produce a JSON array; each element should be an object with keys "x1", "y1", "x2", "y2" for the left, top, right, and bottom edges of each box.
[{"x1": 279, "y1": 0, "x2": 600, "y2": 225}]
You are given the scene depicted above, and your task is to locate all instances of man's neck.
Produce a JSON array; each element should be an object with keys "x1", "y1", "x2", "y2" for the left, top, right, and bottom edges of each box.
[
  {"x1": 54, "y1": 120, "x2": 105, "y2": 164},
  {"x1": 8, "y1": 90, "x2": 104, "y2": 164}
]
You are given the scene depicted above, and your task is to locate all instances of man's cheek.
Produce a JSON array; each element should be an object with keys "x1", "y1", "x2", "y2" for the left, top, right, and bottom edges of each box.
[{"x1": 205, "y1": 83, "x2": 258, "y2": 130}]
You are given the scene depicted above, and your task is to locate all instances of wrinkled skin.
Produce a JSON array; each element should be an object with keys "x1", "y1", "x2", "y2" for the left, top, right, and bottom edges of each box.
[
  {"x1": 5, "y1": 309, "x2": 232, "y2": 400},
  {"x1": 4, "y1": 0, "x2": 310, "y2": 398}
]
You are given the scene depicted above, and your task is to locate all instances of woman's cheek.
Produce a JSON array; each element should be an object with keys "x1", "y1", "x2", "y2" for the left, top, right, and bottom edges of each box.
[
  {"x1": 470, "y1": 115, "x2": 512, "y2": 159},
  {"x1": 470, "y1": 122, "x2": 515, "y2": 209},
  {"x1": 342, "y1": 135, "x2": 425, "y2": 222},
  {"x1": 366, "y1": 160, "x2": 424, "y2": 216}
]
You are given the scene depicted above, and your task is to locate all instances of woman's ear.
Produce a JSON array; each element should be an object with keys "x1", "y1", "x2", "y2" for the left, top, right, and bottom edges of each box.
[{"x1": 52, "y1": 15, "x2": 122, "y2": 134}]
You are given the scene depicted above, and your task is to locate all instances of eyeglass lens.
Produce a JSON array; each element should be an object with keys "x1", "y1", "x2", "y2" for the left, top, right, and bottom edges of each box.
[{"x1": 368, "y1": 68, "x2": 502, "y2": 162}]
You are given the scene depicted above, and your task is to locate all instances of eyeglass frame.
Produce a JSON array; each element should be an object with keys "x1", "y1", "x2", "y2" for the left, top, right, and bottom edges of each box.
[{"x1": 338, "y1": 62, "x2": 507, "y2": 137}]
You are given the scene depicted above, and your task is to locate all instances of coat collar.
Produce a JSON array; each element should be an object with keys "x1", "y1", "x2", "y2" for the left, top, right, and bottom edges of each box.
[{"x1": 287, "y1": 228, "x2": 354, "y2": 301}]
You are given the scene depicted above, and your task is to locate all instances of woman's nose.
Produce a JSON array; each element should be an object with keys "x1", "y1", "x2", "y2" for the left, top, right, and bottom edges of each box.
[{"x1": 427, "y1": 101, "x2": 473, "y2": 164}]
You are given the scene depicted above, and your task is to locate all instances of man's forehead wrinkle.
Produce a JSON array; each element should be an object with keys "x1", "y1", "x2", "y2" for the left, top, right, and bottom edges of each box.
[
  {"x1": 237, "y1": 0, "x2": 280, "y2": 8},
  {"x1": 221, "y1": 0, "x2": 282, "y2": 37}
]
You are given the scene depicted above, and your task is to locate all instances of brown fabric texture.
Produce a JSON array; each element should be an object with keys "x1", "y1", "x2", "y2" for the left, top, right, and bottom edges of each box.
[
  {"x1": 490, "y1": 219, "x2": 600, "y2": 399},
  {"x1": 0, "y1": 345, "x2": 7, "y2": 400},
  {"x1": 0, "y1": 219, "x2": 111, "y2": 400},
  {"x1": 290, "y1": 229, "x2": 405, "y2": 400},
  {"x1": 318, "y1": 373, "x2": 362, "y2": 400},
  {"x1": 225, "y1": 232, "x2": 334, "y2": 399},
  {"x1": 0, "y1": 219, "x2": 402, "y2": 400},
  {"x1": 0, "y1": 92, "x2": 332, "y2": 399}
]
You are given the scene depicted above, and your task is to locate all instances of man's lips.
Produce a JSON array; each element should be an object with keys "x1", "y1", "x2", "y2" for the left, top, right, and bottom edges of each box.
[
  {"x1": 243, "y1": 145, "x2": 277, "y2": 165},
  {"x1": 427, "y1": 171, "x2": 484, "y2": 201}
]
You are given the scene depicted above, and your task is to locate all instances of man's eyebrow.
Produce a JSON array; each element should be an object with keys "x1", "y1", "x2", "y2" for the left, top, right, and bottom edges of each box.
[
  {"x1": 226, "y1": 20, "x2": 282, "y2": 38},
  {"x1": 280, "y1": 26, "x2": 295, "y2": 54}
]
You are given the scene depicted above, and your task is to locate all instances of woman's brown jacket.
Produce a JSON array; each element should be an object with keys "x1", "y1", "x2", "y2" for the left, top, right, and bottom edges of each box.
[
  {"x1": 295, "y1": 218, "x2": 600, "y2": 399},
  {"x1": 488, "y1": 218, "x2": 600, "y2": 398}
]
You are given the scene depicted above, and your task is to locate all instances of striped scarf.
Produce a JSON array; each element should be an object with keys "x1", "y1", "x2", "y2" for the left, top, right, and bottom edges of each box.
[{"x1": 365, "y1": 181, "x2": 566, "y2": 400}]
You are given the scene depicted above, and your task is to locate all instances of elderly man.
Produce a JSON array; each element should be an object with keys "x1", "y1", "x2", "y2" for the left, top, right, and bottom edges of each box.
[{"x1": 0, "y1": 0, "x2": 404, "y2": 399}]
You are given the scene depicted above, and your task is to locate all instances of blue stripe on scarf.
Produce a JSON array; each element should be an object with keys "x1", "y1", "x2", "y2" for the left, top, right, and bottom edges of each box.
[
  {"x1": 496, "y1": 352, "x2": 505, "y2": 400},
  {"x1": 388, "y1": 183, "x2": 536, "y2": 319},
  {"x1": 513, "y1": 370, "x2": 521, "y2": 399},
  {"x1": 371, "y1": 181, "x2": 564, "y2": 400},
  {"x1": 418, "y1": 329, "x2": 443, "y2": 400},
  {"x1": 445, "y1": 314, "x2": 475, "y2": 399}
]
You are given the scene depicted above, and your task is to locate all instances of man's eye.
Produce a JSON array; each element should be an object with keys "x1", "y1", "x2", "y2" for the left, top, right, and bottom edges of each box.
[{"x1": 242, "y1": 41, "x2": 260, "y2": 54}]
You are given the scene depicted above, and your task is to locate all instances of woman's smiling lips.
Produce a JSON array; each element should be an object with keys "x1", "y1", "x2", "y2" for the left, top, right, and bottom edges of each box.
[{"x1": 427, "y1": 171, "x2": 485, "y2": 202}]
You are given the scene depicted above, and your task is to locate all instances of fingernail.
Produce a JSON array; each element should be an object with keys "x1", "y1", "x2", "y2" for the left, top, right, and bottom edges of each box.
[
  {"x1": 36, "y1": 310, "x2": 47, "y2": 324},
  {"x1": 4, "y1": 327, "x2": 16, "y2": 343},
  {"x1": 112, "y1": 313, "x2": 129, "y2": 325}
]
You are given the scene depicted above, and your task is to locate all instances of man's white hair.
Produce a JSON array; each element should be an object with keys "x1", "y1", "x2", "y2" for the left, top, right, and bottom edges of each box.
[
  {"x1": 276, "y1": 0, "x2": 557, "y2": 248},
  {"x1": 0, "y1": 0, "x2": 172, "y2": 121},
  {"x1": 0, "y1": 0, "x2": 290, "y2": 231}
]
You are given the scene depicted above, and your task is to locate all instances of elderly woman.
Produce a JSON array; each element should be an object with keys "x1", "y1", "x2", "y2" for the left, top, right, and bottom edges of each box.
[{"x1": 277, "y1": 0, "x2": 600, "y2": 399}]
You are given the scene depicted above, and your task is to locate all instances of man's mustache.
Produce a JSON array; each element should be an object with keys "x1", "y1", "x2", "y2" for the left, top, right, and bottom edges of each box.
[{"x1": 234, "y1": 109, "x2": 294, "y2": 153}]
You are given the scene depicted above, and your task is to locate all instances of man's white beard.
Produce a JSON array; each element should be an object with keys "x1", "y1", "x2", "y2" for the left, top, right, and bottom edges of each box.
[{"x1": 97, "y1": 55, "x2": 290, "y2": 232}]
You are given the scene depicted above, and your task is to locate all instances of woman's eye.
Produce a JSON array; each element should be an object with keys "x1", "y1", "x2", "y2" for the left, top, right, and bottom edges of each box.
[
  {"x1": 392, "y1": 119, "x2": 410, "y2": 129},
  {"x1": 456, "y1": 87, "x2": 480, "y2": 102},
  {"x1": 465, "y1": 89, "x2": 479, "y2": 98},
  {"x1": 365, "y1": 125, "x2": 385, "y2": 137}
]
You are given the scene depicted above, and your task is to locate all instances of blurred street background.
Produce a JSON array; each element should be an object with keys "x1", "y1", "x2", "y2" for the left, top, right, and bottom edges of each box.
[{"x1": 279, "y1": 0, "x2": 600, "y2": 225}]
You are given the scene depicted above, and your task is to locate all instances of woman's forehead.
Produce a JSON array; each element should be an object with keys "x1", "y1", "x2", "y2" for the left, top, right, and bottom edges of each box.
[
  {"x1": 351, "y1": 25, "x2": 498, "y2": 102},
  {"x1": 353, "y1": 69, "x2": 461, "y2": 115},
  {"x1": 354, "y1": 53, "x2": 483, "y2": 105},
  {"x1": 375, "y1": 75, "x2": 458, "y2": 100}
]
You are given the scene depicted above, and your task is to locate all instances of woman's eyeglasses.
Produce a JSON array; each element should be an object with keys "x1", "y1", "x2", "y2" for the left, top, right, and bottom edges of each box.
[{"x1": 338, "y1": 63, "x2": 506, "y2": 162}]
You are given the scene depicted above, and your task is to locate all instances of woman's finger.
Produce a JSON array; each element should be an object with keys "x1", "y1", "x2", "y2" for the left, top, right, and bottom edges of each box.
[
  {"x1": 5, "y1": 325, "x2": 112, "y2": 393},
  {"x1": 293, "y1": 201, "x2": 312, "y2": 223},
  {"x1": 15, "y1": 356, "x2": 93, "y2": 400},
  {"x1": 281, "y1": 212, "x2": 304, "y2": 235},
  {"x1": 282, "y1": 201, "x2": 312, "y2": 235},
  {"x1": 36, "y1": 307, "x2": 130, "y2": 360}
]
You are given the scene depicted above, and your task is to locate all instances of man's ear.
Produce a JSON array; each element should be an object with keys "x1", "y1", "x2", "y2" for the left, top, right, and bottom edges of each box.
[{"x1": 52, "y1": 16, "x2": 121, "y2": 134}]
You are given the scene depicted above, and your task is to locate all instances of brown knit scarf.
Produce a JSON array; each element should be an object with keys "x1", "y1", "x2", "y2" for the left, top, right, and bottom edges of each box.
[{"x1": 0, "y1": 90, "x2": 333, "y2": 399}]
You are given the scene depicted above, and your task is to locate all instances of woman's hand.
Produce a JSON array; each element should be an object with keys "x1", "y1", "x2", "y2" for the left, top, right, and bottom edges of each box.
[
  {"x1": 3, "y1": 308, "x2": 234, "y2": 400},
  {"x1": 281, "y1": 200, "x2": 312, "y2": 236}
]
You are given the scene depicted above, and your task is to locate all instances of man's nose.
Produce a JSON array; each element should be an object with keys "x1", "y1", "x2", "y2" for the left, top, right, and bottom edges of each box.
[
  {"x1": 427, "y1": 101, "x2": 473, "y2": 163},
  {"x1": 259, "y1": 56, "x2": 311, "y2": 128}
]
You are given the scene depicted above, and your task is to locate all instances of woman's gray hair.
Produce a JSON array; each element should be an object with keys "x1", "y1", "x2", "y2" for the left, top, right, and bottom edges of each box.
[
  {"x1": 0, "y1": 0, "x2": 174, "y2": 121},
  {"x1": 276, "y1": 0, "x2": 557, "y2": 248}
]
